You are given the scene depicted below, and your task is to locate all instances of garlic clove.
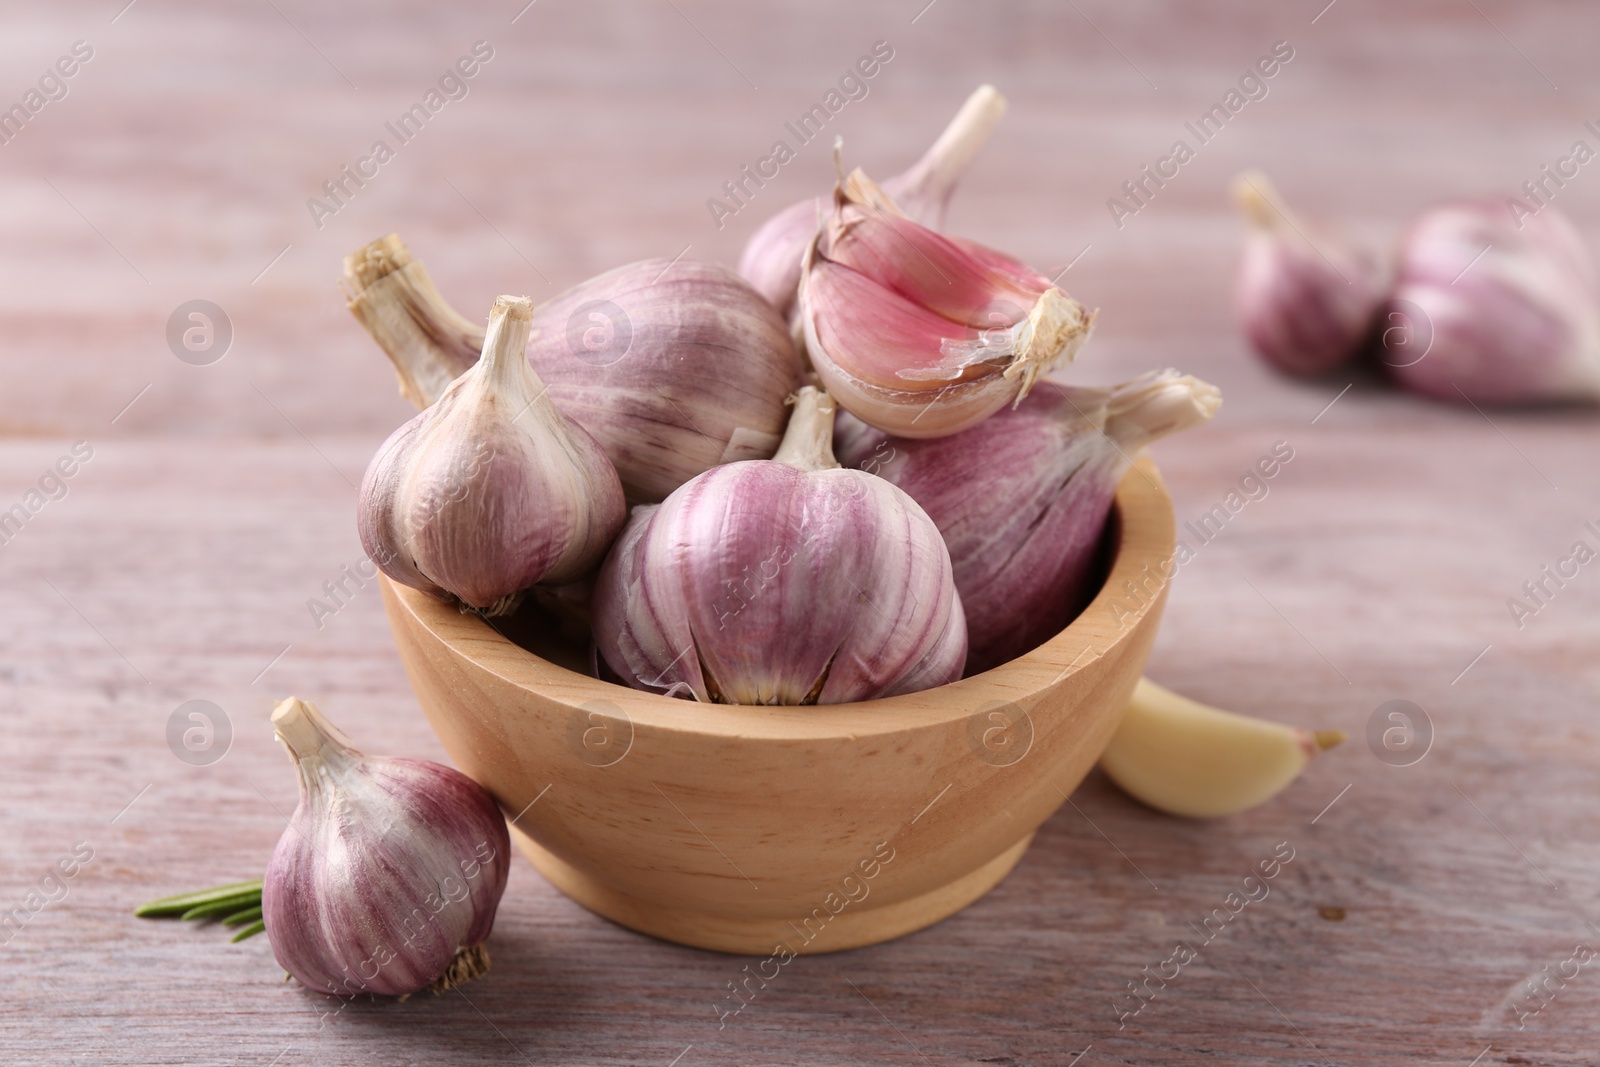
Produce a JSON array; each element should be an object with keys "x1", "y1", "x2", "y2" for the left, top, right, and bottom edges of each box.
[
  {"x1": 594, "y1": 386, "x2": 967, "y2": 705},
  {"x1": 801, "y1": 167, "x2": 1096, "y2": 438},
  {"x1": 1231, "y1": 172, "x2": 1385, "y2": 377},
  {"x1": 1384, "y1": 200, "x2": 1600, "y2": 404},
  {"x1": 1101, "y1": 678, "x2": 1345, "y2": 819},
  {"x1": 263, "y1": 697, "x2": 511, "y2": 998},
  {"x1": 359, "y1": 295, "x2": 626, "y2": 613},
  {"x1": 738, "y1": 84, "x2": 1008, "y2": 320},
  {"x1": 836, "y1": 371, "x2": 1220, "y2": 675},
  {"x1": 343, "y1": 237, "x2": 803, "y2": 502}
]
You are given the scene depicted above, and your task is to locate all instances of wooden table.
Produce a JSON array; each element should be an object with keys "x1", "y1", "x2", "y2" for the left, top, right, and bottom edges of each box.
[{"x1": 2, "y1": 1, "x2": 1597, "y2": 1063}]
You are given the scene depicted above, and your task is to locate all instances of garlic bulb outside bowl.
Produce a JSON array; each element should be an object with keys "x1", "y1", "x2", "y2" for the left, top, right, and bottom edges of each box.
[
  {"x1": 376, "y1": 448, "x2": 1176, "y2": 956},
  {"x1": 1384, "y1": 199, "x2": 1600, "y2": 404}
]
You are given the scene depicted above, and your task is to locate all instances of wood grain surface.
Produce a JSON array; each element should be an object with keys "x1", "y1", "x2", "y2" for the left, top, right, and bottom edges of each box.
[{"x1": 1, "y1": 1, "x2": 1598, "y2": 1065}]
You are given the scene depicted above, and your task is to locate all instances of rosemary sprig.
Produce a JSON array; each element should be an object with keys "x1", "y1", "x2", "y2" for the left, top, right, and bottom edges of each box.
[{"x1": 137, "y1": 878, "x2": 266, "y2": 945}]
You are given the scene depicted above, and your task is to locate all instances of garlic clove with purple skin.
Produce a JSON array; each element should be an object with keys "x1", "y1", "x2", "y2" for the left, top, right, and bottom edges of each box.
[
  {"x1": 593, "y1": 386, "x2": 967, "y2": 705},
  {"x1": 1231, "y1": 172, "x2": 1385, "y2": 377},
  {"x1": 801, "y1": 166, "x2": 1096, "y2": 438},
  {"x1": 836, "y1": 371, "x2": 1220, "y2": 676},
  {"x1": 344, "y1": 237, "x2": 803, "y2": 503},
  {"x1": 262, "y1": 697, "x2": 511, "y2": 999},
  {"x1": 738, "y1": 84, "x2": 1008, "y2": 321},
  {"x1": 1383, "y1": 199, "x2": 1600, "y2": 404},
  {"x1": 358, "y1": 295, "x2": 626, "y2": 614}
]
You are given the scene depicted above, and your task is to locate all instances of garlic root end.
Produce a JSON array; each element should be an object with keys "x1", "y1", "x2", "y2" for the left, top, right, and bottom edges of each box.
[{"x1": 426, "y1": 943, "x2": 492, "y2": 996}]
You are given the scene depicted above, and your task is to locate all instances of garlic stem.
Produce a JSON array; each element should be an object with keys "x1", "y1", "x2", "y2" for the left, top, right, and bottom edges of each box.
[
  {"x1": 343, "y1": 234, "x2": 482, "y2": 408},
  {"x1": 270, "y1": 697, "x2": 358, "y2": 768},
  {"x1": 771, "y1": 386, "x2": 840, "y2": 472},
  {"x1": 478, "y1": 295, "x2": 538, "y2": 394},
  {"x1": 885, "y1": 84, "x2": 1007, "y2": 216},
  {"x1": 1105, "y1": 373, "x2": 1223, "y2": 449},
  {"x1": 1231, "y1": 171, "x2": 1299, "y2": 235}
]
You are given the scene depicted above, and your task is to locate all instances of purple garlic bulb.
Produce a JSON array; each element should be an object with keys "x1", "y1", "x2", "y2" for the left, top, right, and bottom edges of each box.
[
  {"x1": 358, "y1": 295, "x2": 626, "y2": 614},
  {"x1": 1383, "y1": 199, "x2": 1600, "y2": 404},
  {"x1": 344, "y1": 237, "x2": 803, "y2": 503},
  {"x1": 836, "y1": 371, "x2": 1221, "y2": 675},
  {"x1": 262, "y1": 698, "x2": 511, "y2": 998},
  {"x1": 594, "y1": 386, "x2": 967, "y2": 704},
  {"x1": 738, "y1": 84, "x2": 1007, "y2": 321},
  {"x1": 1231, "y1": 172, "x2": 1384, "y2": 377}
]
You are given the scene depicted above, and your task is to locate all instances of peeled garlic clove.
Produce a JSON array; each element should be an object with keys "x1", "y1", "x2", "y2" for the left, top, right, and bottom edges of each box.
[
  {"x1": 1384, "y1": 200, "x2": 1600, "y2": 403},
  {"x1": 594, "y1": 386, "x2": 966, "y2": 705},
  {"x1": 262, "y1": 698, "x2": 511, "y2": 997},
  {"x1": 1101, "y1": 678, "x2": 1345, "y2": 819},
  {"x1": 344, "y1": 237, "x2": 803, "y2": 502},
  {"x1": 359, "y1": 295, "x2": 626, "y2": 613},
  {"x1": 738, "y1": 84, "x2": 1008, "y2": 319},
  {"x1": 1231, "y1": 172, "x2": 1384, "y2": 376},
  {"x1": 801, "y1": 167, "x2": 1096, "y2": 438},
  {"x1": 837, "y1": 371, "x2": 1220, "y2": 675}
]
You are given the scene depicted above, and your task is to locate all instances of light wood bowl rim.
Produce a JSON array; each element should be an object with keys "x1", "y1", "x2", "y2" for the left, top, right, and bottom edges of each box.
[{"x1": 384, "y1": 456, "x2": 1174, "y2": 741}]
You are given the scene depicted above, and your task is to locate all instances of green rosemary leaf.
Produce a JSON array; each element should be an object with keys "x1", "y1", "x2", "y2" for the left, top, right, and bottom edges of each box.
[
  {"x1": 179, "y1": 892, "x2": 264, "y2": 922},
  {"x1": 231, "y1": 919, "x2": 266, "y2": 943},
  {"x1": 222, "y1": 906, "x2": 263, "y2": 927},
  {"x1": 134, "y1": 879, "x2": 264, "y2": 918}
]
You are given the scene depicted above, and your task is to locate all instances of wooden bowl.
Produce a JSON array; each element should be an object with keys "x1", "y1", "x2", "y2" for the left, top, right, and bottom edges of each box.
[{"x1": 380, "y1": 458, "x2": 1174, "y2": 955}]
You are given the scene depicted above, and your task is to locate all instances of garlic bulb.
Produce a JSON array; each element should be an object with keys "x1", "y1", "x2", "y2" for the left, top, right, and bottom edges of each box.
[
  {"x1": 344, "y1": 235, "x2": 803, "y2": 502},
  {"x1": 262, "y1": 698, "x2": 510, "y2": 998},
  {"x1": 1231, "y1": 172, "x2": 1384, "y2": 376},
  {"x1": 359, "y1": 295, "x2": 625, "y2": 614},
  {"x1": 738, "y1": 84, "x2": 1008, "y2": 320},
  {"x1": 836, "y1": 371, "x2": 1220, "y2": 675},
  {"x1": 801, "y1": 167, "x2": 1096, "y2": 438},
  {"x1": 1384, "y1": 200, "x2": 1600, "y2": 403},
  {"x1": 594, "y1": 386, "x2": 966, "y2": 704}
]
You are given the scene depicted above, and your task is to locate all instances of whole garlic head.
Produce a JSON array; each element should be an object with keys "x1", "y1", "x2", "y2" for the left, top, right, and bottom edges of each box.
[
  {"x1": 593, "y1": 386, "x2": 967, "y2": 705},
  {"x1": 1384, "y1": 200, "x2": 1600, "y2": 404},
  {"x1": 263, "y1": 698, "x2": 511, "y2": 998},
  {"x1": 358, "y1": 295, "x2": 626, "y2": 613},
  {"x1": 1231, "y1": 172, "x2": 1384, "y2": 376}
]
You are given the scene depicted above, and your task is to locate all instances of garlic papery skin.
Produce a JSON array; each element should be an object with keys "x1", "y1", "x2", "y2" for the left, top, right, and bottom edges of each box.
[
  {"x1": 801, "y1": 167, "x2": 1096, "y2": 438},
  {"x1": 262, "y1": 698, "x2": 510, "y2": 998},
  {"x1": 738, "y1": 84, "x2": 1008, "y2": 321},
  {"x1": 344, "y1": 237, "x2": 803, "y2": 503},
  {"x1": 523, "y1": 259, "x2": 801, "y2": 501},
  {"x1": 1384, "y1": 200, "x2": 1600, "y2": 404},
  {"x1": 344, "y1": 234, "x2": 482, "y2": 409},
  {"x1": 837, "y1": 371, "x2": 1220, "y2": 675},
  {"x1": 358, "y1": 295, "x2": 626, "y2": 613},
  {"x1": 593, "y1": 386, "x2": 967, "y2": 705},
  {"x1": 1231, "y1": 172, "x2": 1384, "y2": 376}
]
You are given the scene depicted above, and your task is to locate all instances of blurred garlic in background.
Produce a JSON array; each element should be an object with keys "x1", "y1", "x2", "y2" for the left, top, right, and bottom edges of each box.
[
  {"x1": 1231, "y1": 171, "x2": 1385, "y2": 376},
  {"x1": 1382, "y1": 200, "x2": 1600, "y2": 404}
]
